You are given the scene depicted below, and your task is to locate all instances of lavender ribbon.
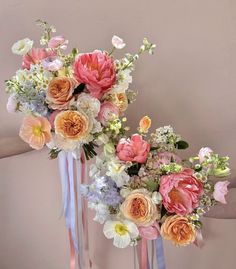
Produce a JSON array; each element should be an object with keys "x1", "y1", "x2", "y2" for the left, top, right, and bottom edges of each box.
[
  {"x1": 155, "y1": 237, "x2": 166, "y2": 269},
  {"x1": 58, "y1": 151, "x2": 79, "y2": 253}
]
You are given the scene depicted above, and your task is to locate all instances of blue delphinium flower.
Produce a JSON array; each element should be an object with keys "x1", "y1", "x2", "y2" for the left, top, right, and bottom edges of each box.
[{"x1": 81, "y1": 176, "x2": 123, "y2": 207}]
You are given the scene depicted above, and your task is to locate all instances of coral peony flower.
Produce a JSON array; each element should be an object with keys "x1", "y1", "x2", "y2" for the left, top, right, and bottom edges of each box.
[
  {"x1": 153, "y1": 152, "x2": 182, "y2": 169},
  {"x1": 42, "y1": 56, "x2": 63, "y2": 71},
  {"x1": 161, "y1": 215, "x2": 196, "y2": 246},
  {"x1": 120, "y1": 189, "x2": 160, "y2": 227},
  {"x1": 116, "y1": 134, "x2": 150, "y2": 163},
  {"x1": 48, "y1": 35, "x2": 68, "y2": 50},
  {"x1": 19, "y1": 115, "x2": 52, "y2": 150},
  {"x1": 97, "y1": 101, "x2": 119, "y2": 125},
  {"x1": 159, "y1": 169, "x2": 203, "y2": 215},
  {"x1": 198, "y1": 147, "x2": 213, "y2": 163},
  {"x1": 54, "y1": 110, "x2": 89, "y2": 140},
  {"x1": 73, "y1": 50, "x2": 116, "y2": 99},
  {"x1": 46, "y1": 77, "x2": 78, "y2": 110},
  {"x1": 112, "y1": 35, "x2": 126, "y2": 49},
  {"x1": 22, "y1": 48, "x2": 55, "y2": 69},
  {"x1": 139, "y1": 116, "x2": 151, "y2": 133},
  {"x1": 12, "y1": 38, "x2": 33, "y2": 55},
  {"x1": 213, "y1": 181, "x2": 230, "y2": 204}
]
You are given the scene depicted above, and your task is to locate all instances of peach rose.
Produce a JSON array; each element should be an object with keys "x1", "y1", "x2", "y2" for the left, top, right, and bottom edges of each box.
[
  {"x1": 120, "y1": 189, "x2": 160, "y2": 227},
  {"x1": 139, "y1": 116, "x2": 151, "y2": 133},
  {"x1": 19, "y1": 115, "x2": 52, "y2": 150},
  {"x1": 107, "y1": 93, "x2": 128, "y2": 113},
  {"x1": 54, "y1": 110, "x2": 89, "y2": 140},
  {"x1": 161, "y1": 215, "x2": 196, "y2": 246},
  {"x1": 46, "y1": 77, "x2": 78, "y2": 110}
]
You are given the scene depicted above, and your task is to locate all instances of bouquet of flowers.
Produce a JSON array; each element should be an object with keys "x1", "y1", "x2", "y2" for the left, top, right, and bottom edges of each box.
[
  {"x1": 5, "y1": 20, "x2": 156, "y2": 159},
  {"x1": 5, "y1": 20, "x2": 157, "y2": 269},
  {"x1": 82, "y1": 116, "x2": 230, "y2": 253}
]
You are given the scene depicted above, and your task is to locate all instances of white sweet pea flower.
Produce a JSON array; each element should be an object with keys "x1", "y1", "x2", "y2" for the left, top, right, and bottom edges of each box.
[
  {"x1": 11, "y1": 38, "x2": 33, "y2": 55},
  {"x1": 112, "y1": 35, "x2": 126, "y2": 49},
  {"x1": 89, "y1": 203, "x2": 109, "y2": 224},
  {"x1": 6, "y1": 95, "x2": 18, "y2": 113},
  {"x1": 106, "y1": 159, "x2": 130, "y2": 187},
  {"x1": 103, "y1": 219, "x2": 139, "y2": 248},
  {"x1": 110, "y1": 69, "x2": 132, "y2": 93}
]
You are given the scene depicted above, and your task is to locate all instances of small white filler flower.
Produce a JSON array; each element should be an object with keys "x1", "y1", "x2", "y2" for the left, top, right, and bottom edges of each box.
[{"x1": 112, "y1": 35, "x2": 126, "y2": 49}]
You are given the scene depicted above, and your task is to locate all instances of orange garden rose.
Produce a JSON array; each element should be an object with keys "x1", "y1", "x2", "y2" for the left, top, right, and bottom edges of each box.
[
  {"x1": 54, "y1": 110, "x2": 89, "y2": 140},
  {"x1": 19, "y1": 115, "x2": 52, "y2": 150},
  {"x1": 139, "y1": 116, "x2": 151, "y2": 133},
  {"x1": 161, "y1": 215, "x2": 196, "y2": 246},
  {"x1": 120, "y1": 189, "x2": 160, "y2": 226},
  {"x1": 46, "y1": 77, "x2": 78, "y2": 110}
]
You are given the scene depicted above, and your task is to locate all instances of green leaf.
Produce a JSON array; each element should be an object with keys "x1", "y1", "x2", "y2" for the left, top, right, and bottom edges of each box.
[
  {"x1": 144, "y1": 180, "x2": 159, "y2": 192},
  {"x1": 175, "y1": 140, "x2": 189, "y2": 150}
]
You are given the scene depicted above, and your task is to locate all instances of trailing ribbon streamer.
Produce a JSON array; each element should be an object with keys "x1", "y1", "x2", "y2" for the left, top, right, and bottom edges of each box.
[
  {"x1": 58, "y1": 149, "x2": 91, "y2": 269},
  {"x1": 155, "y1": 237, "x2": 166, "y2": 269}
]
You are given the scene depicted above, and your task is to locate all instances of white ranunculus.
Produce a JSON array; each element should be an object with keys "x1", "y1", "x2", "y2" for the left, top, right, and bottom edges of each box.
[
  {"x1": 198, "y1": 147, "x2": 213, "y2": 163},
  {"x1": 112, "y1": 35, "x2": 126, "y2": 49},
  {"x1": 76, "y1": 93, "x2": 101, "y2": 117},
  {"x1": 103, "y1": 219, "x2": 139, "y2": 248},
  {"x1": 11, "y1": 38, "x2": 33, "y2": 55}
]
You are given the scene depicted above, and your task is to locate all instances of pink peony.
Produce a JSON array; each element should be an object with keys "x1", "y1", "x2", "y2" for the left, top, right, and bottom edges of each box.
[
  {"x1": 198, "y1": 147, "x2": 213, "y2": 163},
  {"x1": 22, "y1": 48, "x2": 55, "y2": 70},
  {"x1": 97, "y1": 101, "x2": 119, "y2": 125},
  {"x1": 73, "y1": 50, "x2": 116, "y2": 99},
  {"x1": 159, "y1": 169, "x2": 203, "y2": 215},
  {"x1": 213, "y1": 181, "x2": 230, "y2": 204},
  {"x1": 153, "y1": 152, "x2": 182, "y2": 169},
  {"x1": 48, "y1": 35, "x2": 68, "y2": 50},
  {"x1": 116, "y1": 134, "x2": 150, "y2": 163}
]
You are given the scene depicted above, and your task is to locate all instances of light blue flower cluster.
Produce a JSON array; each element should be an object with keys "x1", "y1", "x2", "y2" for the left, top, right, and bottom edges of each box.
[{"x1": 82, "y1": 176, "x2": 123, "y2": 207}]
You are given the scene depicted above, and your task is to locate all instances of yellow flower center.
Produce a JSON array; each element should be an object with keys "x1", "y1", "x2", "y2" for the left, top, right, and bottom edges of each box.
[
  {"x1": 115, "y1": 223, "x2": 128, "y2": 236},
  {"x1": 32, "y1": 126, "x2": 42, "y2": 136}
]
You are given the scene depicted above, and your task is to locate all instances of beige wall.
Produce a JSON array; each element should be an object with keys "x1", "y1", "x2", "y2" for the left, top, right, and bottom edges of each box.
[{"x1": 1, "y1": 0, "x2": 236, "y2": 268}]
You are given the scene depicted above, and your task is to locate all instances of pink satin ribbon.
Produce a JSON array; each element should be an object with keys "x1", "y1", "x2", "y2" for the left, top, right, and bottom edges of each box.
[
  {"x1": 138, "y1": 238, "x2": 149, "y2": 269},
  {"x1": 69, "y1": 229, "x2": 76, "y2": 269}
]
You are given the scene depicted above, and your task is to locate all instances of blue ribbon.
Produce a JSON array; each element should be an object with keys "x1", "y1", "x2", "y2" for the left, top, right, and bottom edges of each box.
[{"x1": 155, "y1": 237, "x2": 166, "y2": 269}]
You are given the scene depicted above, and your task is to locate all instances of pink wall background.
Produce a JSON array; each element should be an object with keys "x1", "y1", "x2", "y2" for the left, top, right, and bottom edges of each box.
[{"x1": 1, "y1": 0, "x2": 236, "y2": 268}]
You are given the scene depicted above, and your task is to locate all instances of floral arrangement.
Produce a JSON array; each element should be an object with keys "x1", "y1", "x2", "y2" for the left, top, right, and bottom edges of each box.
[
  {"x1": 82, "y1": 116, "x2": 230, "y2": 248},
  {"x1": 5, "y1": 20, "x2": 156, "y2": 159}
]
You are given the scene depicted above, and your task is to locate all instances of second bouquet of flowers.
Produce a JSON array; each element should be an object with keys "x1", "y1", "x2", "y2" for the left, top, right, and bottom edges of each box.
[{"x1": 82, "y1": 116, "x2": 230, "y2": 268}]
